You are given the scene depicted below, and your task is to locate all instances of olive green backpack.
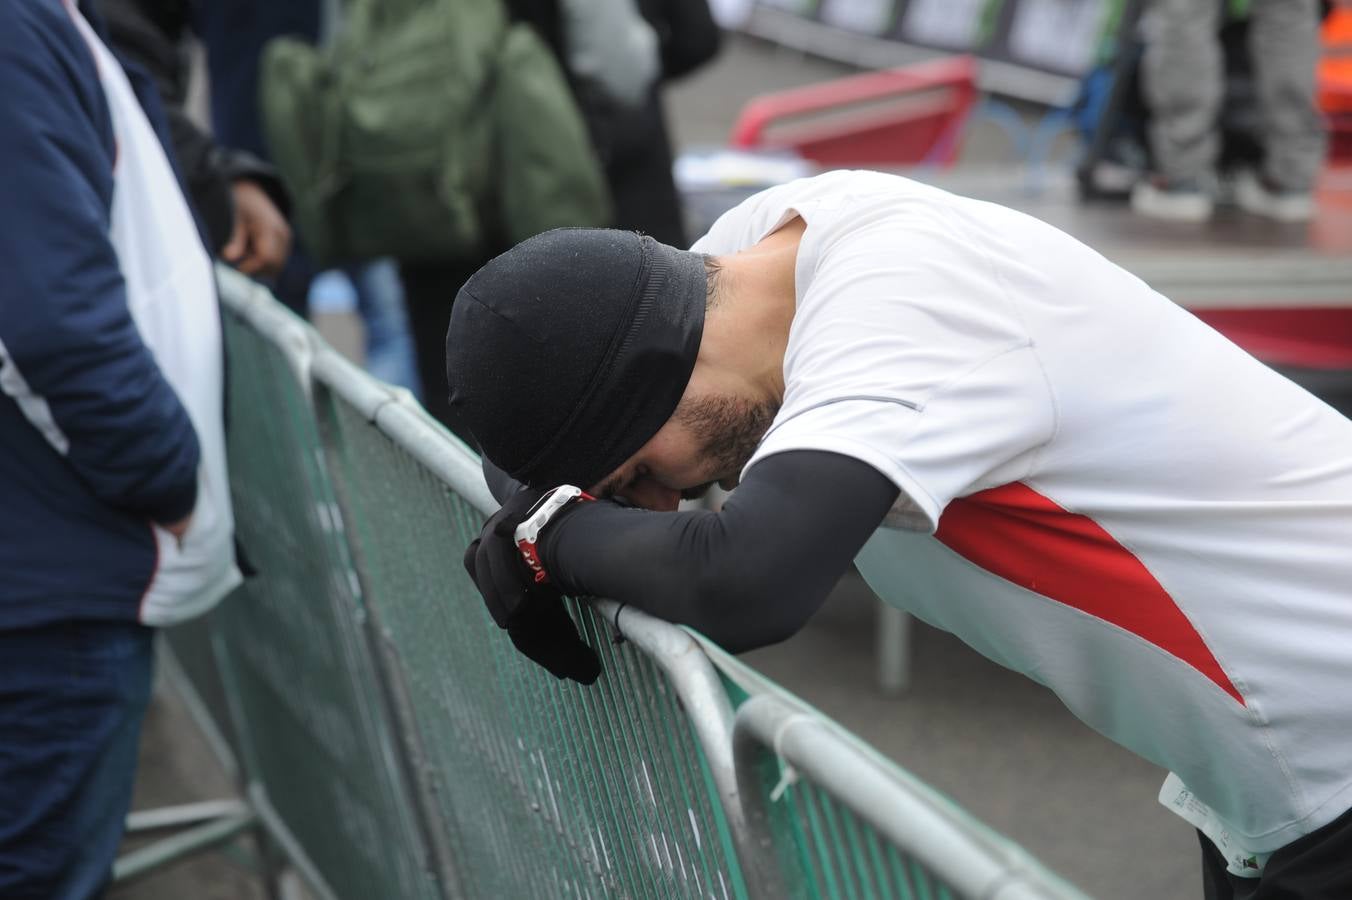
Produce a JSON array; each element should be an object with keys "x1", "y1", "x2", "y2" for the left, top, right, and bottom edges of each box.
[{"x1": 259, "y1": 0, "x2": 612, "y2": 266}]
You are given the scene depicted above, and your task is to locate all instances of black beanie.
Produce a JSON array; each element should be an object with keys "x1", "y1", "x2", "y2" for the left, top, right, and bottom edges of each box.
[{"x1": 445, "y1": 228, "x2": 707, "y2": 490}]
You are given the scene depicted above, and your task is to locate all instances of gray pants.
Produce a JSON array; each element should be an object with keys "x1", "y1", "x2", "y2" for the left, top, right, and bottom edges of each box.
[{"x1": 1142, "y1": 0, "x2": 1326, "y2": 190}]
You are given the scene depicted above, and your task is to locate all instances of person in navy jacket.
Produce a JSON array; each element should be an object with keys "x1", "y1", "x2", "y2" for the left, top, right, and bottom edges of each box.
[{"x1": 0, "y1": 1, "x2": 240, "y2": 895}]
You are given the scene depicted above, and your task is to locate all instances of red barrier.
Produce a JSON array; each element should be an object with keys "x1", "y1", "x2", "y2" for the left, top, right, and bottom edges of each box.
[
  {"x1": 1193, "y1": 307, "x2": 1352, "y2": 370},
  {"x1": 728, "y1": 56, "x2": 978, "y2": 168},
  {"x1": 1320, "y1": 8, "x2": 1352, "y2": 163}
]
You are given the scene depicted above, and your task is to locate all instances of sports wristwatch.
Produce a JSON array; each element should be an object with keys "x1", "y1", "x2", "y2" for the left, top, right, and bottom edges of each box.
[{"x1": 514, "y1": 485, "x2": 595, "y2": 584}]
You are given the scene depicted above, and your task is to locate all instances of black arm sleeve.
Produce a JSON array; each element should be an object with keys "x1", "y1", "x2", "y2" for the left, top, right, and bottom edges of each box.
[{"x1": 539, "y1": 450, "x2": 900, "y2": 652}]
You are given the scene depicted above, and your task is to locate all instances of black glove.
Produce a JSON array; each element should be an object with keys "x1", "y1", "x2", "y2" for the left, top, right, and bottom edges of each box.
[{"x1": 463, "y1": 490, "x2": 601, "y2": 684}]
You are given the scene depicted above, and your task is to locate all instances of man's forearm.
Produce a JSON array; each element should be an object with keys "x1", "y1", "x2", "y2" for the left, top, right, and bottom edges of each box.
[{"x1": 539, "y1": 451, "x2": 899, "y2": 651}]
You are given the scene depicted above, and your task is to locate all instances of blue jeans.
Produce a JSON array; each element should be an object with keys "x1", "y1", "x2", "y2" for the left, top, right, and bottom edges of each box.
[
  {"x1": 0, "y1": 621, "x2": 155, "y2": 899},
  {"x1": 309, "y1": 260, "x2": 423, "y2": 400},
  {"x1": 353, "y1": 259, "x2": 422, "y2": 400}
]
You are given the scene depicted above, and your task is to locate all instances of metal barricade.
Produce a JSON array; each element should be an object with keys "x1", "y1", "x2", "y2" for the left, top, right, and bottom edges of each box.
[
  {"x1": 705, "y1": 643, "x2": 1091, "y2": 900},
  {"x1": 211, "y1": 271, "x2": 441, "y2": 899},
  {"x1": 308, "y1": 346, "x2": 754, "y2": 898},
  {"x1": 150, "y1": 267, "x2": 1091, "y2": 900},
  {"x1": 160, "y1": 610, "x2": 241, "y2": 779}
]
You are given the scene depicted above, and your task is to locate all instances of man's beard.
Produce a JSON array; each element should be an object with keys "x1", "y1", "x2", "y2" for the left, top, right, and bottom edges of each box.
[{"x1": 672, "y1": 394, "x2": 779, "y2": 498}]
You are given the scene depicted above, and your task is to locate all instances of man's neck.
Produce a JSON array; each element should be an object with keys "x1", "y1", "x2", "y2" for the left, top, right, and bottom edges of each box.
[{"x1": 698, "y1": 217, "x2": 805, "y2": 406}]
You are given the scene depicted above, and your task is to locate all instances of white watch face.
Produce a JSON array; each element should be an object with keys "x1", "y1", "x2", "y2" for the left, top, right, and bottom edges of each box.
[
  {"x1": 523, "y1": 491, "x2": 556, "y2": 520},
  {"x1": 516, "y1": 486, "x2": 583, "y2": 545}
]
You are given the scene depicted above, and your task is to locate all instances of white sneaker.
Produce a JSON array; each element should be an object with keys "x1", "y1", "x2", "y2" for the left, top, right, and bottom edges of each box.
[
  {"x1": 1131, "y1": 177, "x2": 1214, "y2": 222},
  {"x1": 1234, "y1": 170, "x2": 1316, "y2": 223}
]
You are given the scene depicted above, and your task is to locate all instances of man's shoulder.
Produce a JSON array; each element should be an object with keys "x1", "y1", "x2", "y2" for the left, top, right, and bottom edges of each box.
[
  {"x1": 695, "y1": 170, "x2": 925, "y2": 255},
  {"x1": 0, "y1": 0, "x2": 87, "y2": 60},
  {"x1": 0, "y1": 1, "x2": 112, "y2": 168}
]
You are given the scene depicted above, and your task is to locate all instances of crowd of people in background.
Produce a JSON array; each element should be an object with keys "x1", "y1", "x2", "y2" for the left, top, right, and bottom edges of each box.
[
  {"x1": 1132, "y1": 0, "x2": 1328, "y2": 222},
  {"x1": 97, "y1": 0, "x2": 722, "y2": 429}
]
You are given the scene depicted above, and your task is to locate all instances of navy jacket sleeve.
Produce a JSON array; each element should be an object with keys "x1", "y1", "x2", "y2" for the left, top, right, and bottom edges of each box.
[{"x1": 0, "y1": 0, "x2": 199, "y2": 524}]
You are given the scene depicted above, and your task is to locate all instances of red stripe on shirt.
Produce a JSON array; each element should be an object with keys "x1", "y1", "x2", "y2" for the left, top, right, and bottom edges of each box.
[{"x1": 934, "y1": 482, "x2": 1244, "y2": 705}]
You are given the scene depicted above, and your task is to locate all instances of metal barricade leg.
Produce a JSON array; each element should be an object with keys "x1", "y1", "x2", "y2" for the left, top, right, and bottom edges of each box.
[
  {"x1": 875, "y1": 603, "x2": 913, "y2": 695},
  {"x1": 113, "y1": 806, "x2": 259, "y2": 886}
]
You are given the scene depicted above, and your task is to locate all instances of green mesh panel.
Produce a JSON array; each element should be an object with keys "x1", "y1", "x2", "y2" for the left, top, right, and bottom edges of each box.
[
  {"x1": 743, "y1": 749, "x2": 964, "y2": 900},
  {"x1": 162, "y1": 609, "x2": 240, "y2": 762},
  {"x1": 785, "y1": 780, "x2": 958, "y2": 900},
  {"x1": 314, "y1": 385, "x2": 748, "y2": 900},
  {"x1": 706, "y1": 642, "x2": 1085, "y2": 900},
  {"x1": 219, "y1": 309, "x2": 441, "y2": 899}
]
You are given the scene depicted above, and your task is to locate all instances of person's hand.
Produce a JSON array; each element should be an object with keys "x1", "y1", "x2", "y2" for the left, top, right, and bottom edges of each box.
[
  {"x1": 222, "y1": 179, "x2": 292, "y2": 278},
  {"x1": 464, "y1": 490, "x2": 601, "y2": 684},
  {"x1": 163, "y1": 513, "x2": 193, "y2": 548}
]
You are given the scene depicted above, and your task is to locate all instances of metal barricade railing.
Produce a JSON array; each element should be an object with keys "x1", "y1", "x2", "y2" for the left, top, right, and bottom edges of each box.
[
  {"x1": 734, "y1": 694, "x2": 1085, "y2": 900},
  {"x1": 209, "y1": 271, "x2": 441, "y2": 899},
  {"x1": 147, "y1": 266, "x2": 1091, "y2": 900},
  {"x1": 309, "y1": 346, "x2": 754, "y2": 898},
  {"x1": 704, "y1": 642, "x2": 1091, "y2": 900}
]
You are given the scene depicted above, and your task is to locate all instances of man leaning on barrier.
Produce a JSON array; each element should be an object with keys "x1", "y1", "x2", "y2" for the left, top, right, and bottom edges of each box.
[{"x1": 447, "y1": 170, "x2": 1352, "y2": 900}]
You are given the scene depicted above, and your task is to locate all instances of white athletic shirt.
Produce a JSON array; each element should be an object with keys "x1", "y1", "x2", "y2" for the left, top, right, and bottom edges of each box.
[{"x1": 691, "y1": 170, "x2": 1352, "y2": 873}]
